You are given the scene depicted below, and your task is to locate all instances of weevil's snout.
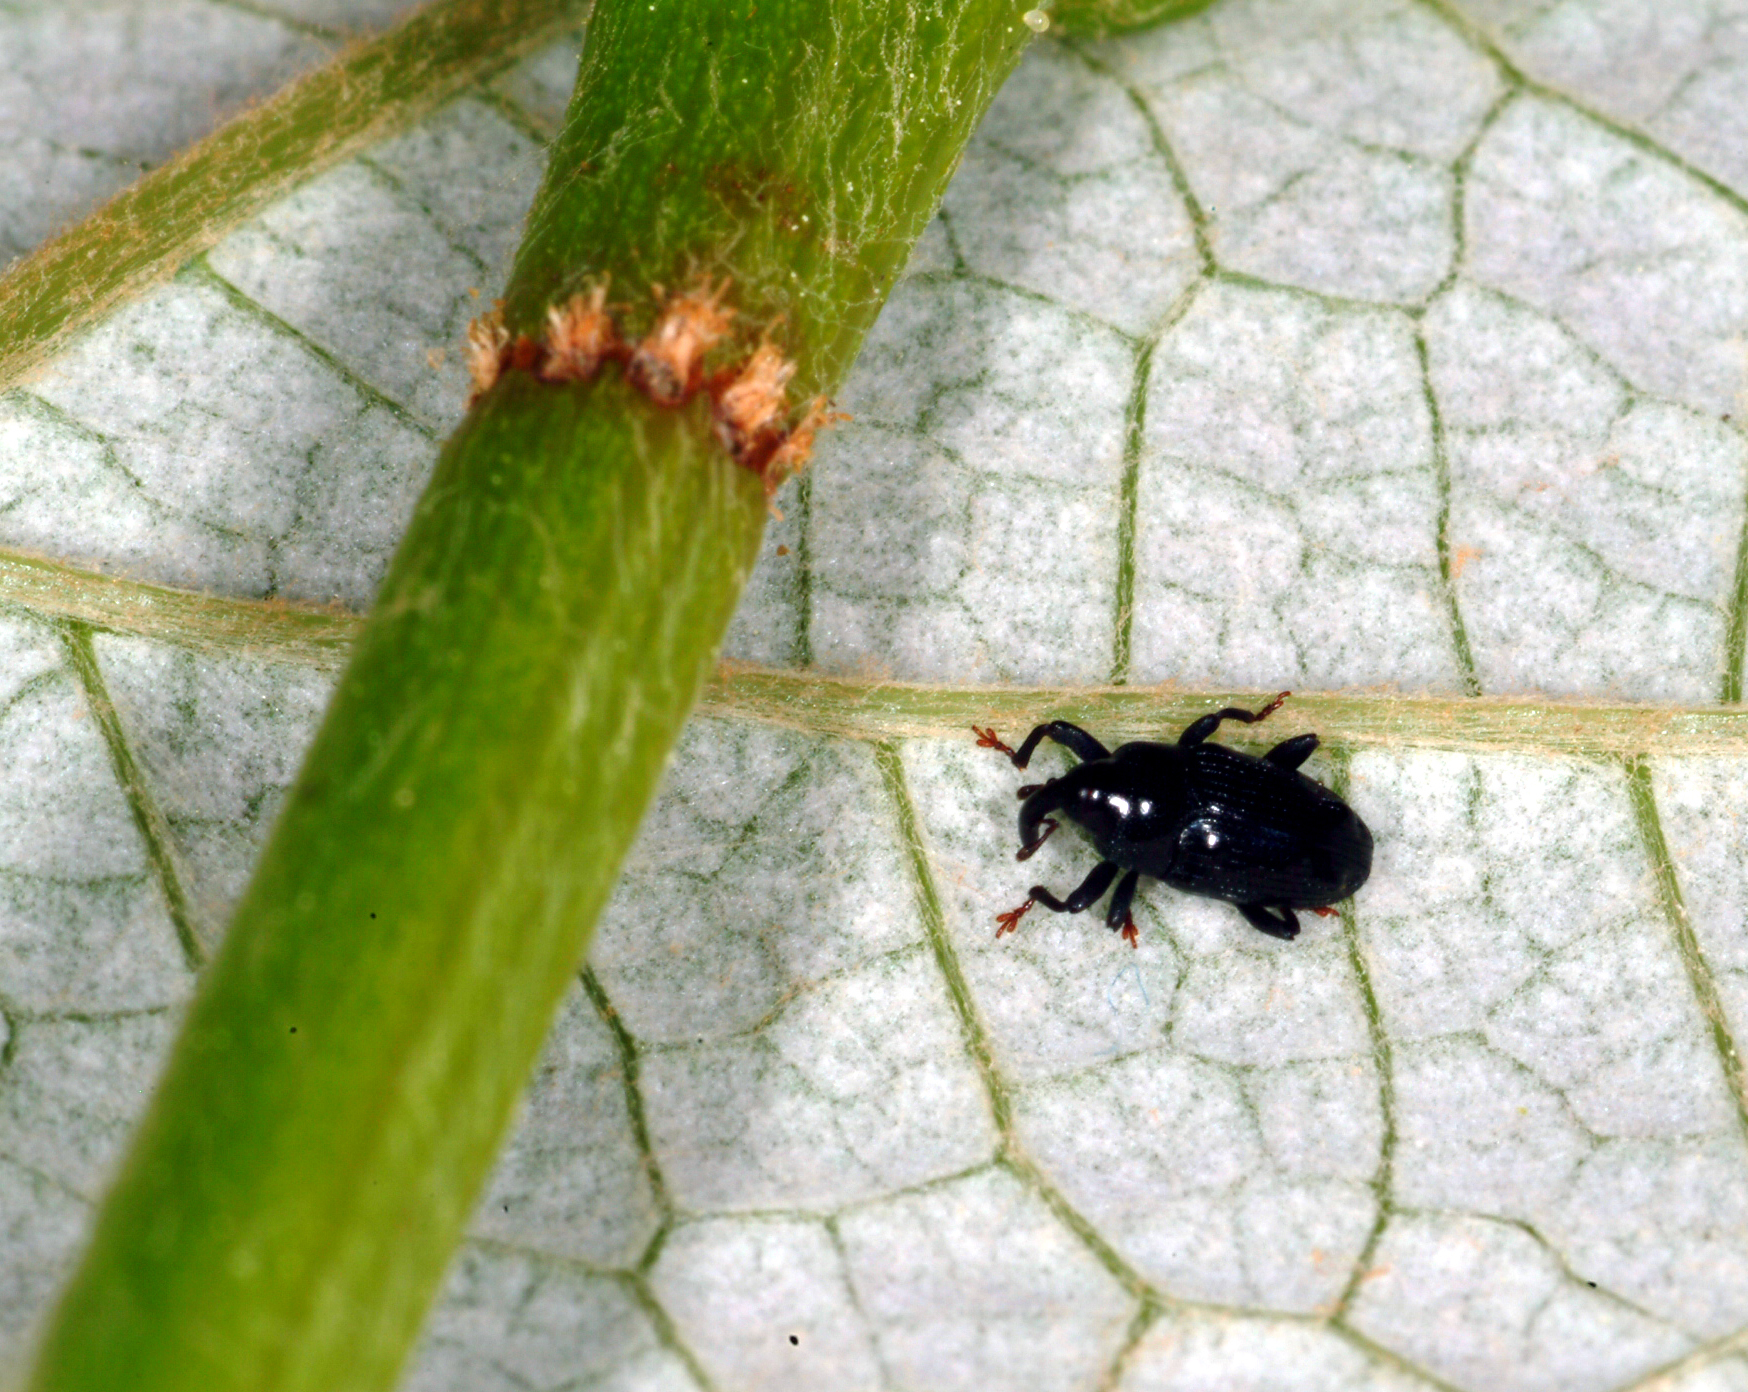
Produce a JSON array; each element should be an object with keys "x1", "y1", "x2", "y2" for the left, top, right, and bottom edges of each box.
[{"x1": 1017, "y1": 782, "x2": 1066, "y2": 849}]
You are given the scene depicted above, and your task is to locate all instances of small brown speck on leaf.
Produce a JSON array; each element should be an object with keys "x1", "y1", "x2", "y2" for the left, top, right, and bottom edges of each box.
[{"x1": 1449, "y1": 544, "x2": 1482, "y2": 578}]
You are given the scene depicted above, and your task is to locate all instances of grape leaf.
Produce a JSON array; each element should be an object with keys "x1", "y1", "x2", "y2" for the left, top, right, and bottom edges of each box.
[{"x1": 4, "y1": 1, "x2": 1748, "y2": 1389}]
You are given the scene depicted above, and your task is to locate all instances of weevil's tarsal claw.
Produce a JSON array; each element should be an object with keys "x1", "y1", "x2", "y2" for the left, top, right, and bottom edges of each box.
[
  {"x1": 1120, "y1": 914, "x2": 1140, "y2": 949},
  {"x1": 1258, "y1": 690, "x2": 1291, "y2": 721},
  {"x1": 972, "y1": 725, "x2": 1017, "y2": 758},
  {"x1": 995, "y1": 898, "x2": 1035, "y2": 938},
  {"x1": 1311, "y1": 905, "x2": 1340, "y2": 918},
  {"x1": 1016, "y1": 818, "x2": 1058, "y2": 862}
]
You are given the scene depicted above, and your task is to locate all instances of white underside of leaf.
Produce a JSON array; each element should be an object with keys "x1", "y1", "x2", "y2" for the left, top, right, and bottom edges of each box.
[{"x1": 5, "y1": 1, "x2": 1748, "y2": 1390}]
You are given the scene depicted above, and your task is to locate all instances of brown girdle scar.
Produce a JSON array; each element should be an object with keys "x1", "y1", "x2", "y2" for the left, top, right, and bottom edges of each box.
[{"x1": 466, "y1": 279, "x2": 847, "y2": 510}]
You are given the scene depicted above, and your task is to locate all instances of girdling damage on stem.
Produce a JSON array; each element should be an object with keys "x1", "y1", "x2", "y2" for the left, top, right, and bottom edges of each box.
[{"x1": 465, "y1": 278, "x2": 847, "y2": 511}]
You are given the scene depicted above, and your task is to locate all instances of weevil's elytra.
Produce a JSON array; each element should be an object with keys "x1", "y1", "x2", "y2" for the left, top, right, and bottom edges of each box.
[{"x1": 973, "y1": 693, "x2": 1373, "y2": 948}]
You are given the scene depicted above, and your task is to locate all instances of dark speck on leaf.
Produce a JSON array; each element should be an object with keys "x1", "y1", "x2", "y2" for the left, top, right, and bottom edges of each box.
[{"x1": 789, "y1": 1335, "x2": 799, "y2": 1346}]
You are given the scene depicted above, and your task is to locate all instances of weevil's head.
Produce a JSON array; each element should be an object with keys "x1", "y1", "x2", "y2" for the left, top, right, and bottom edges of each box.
[
  {"x1": 1019, "y1": 747, "x2": 1183, "y2": 855},
  {"x1": 1017, "y1": 760, "x2": 1122, "y2": 847}
]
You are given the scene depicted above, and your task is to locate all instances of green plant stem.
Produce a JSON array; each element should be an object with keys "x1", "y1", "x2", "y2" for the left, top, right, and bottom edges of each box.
[
  {"x1": 23, "y1": 3, "x2": 1034, "y2": 1390},
  {"x1": 29, "y1": 377, "x2": 758, "y2": 1392},
  {"x1": 504, "y1": 0, "x2": 1030, "y2": 386}
]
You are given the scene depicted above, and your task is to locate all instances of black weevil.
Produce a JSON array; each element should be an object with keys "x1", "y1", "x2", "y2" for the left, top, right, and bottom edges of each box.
[{"x1": 972, "y1": 693, "x2": 1372, "y2": 948}]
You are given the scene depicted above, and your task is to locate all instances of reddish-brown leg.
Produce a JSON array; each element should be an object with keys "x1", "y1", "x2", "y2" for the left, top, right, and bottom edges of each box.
[
  {"x1": 996, "y1": 898, "x2": 1035, "y2": 938},
  {"x1": 1256, "y1": 690, "x2": 1291, "y2": 721},
  {"x1": 1310, "y1": 906, "x2": 1340, "y2": 918},
  {"x1": 1016, "y1": 818, "x2": 1058, "y2": 861},
  {"x1": 1120, "y1": 913, "x2": 1140, "y2": 949},
  {"x1": 972, "y1": 725, "x2": 1016, "y2": 758}
]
